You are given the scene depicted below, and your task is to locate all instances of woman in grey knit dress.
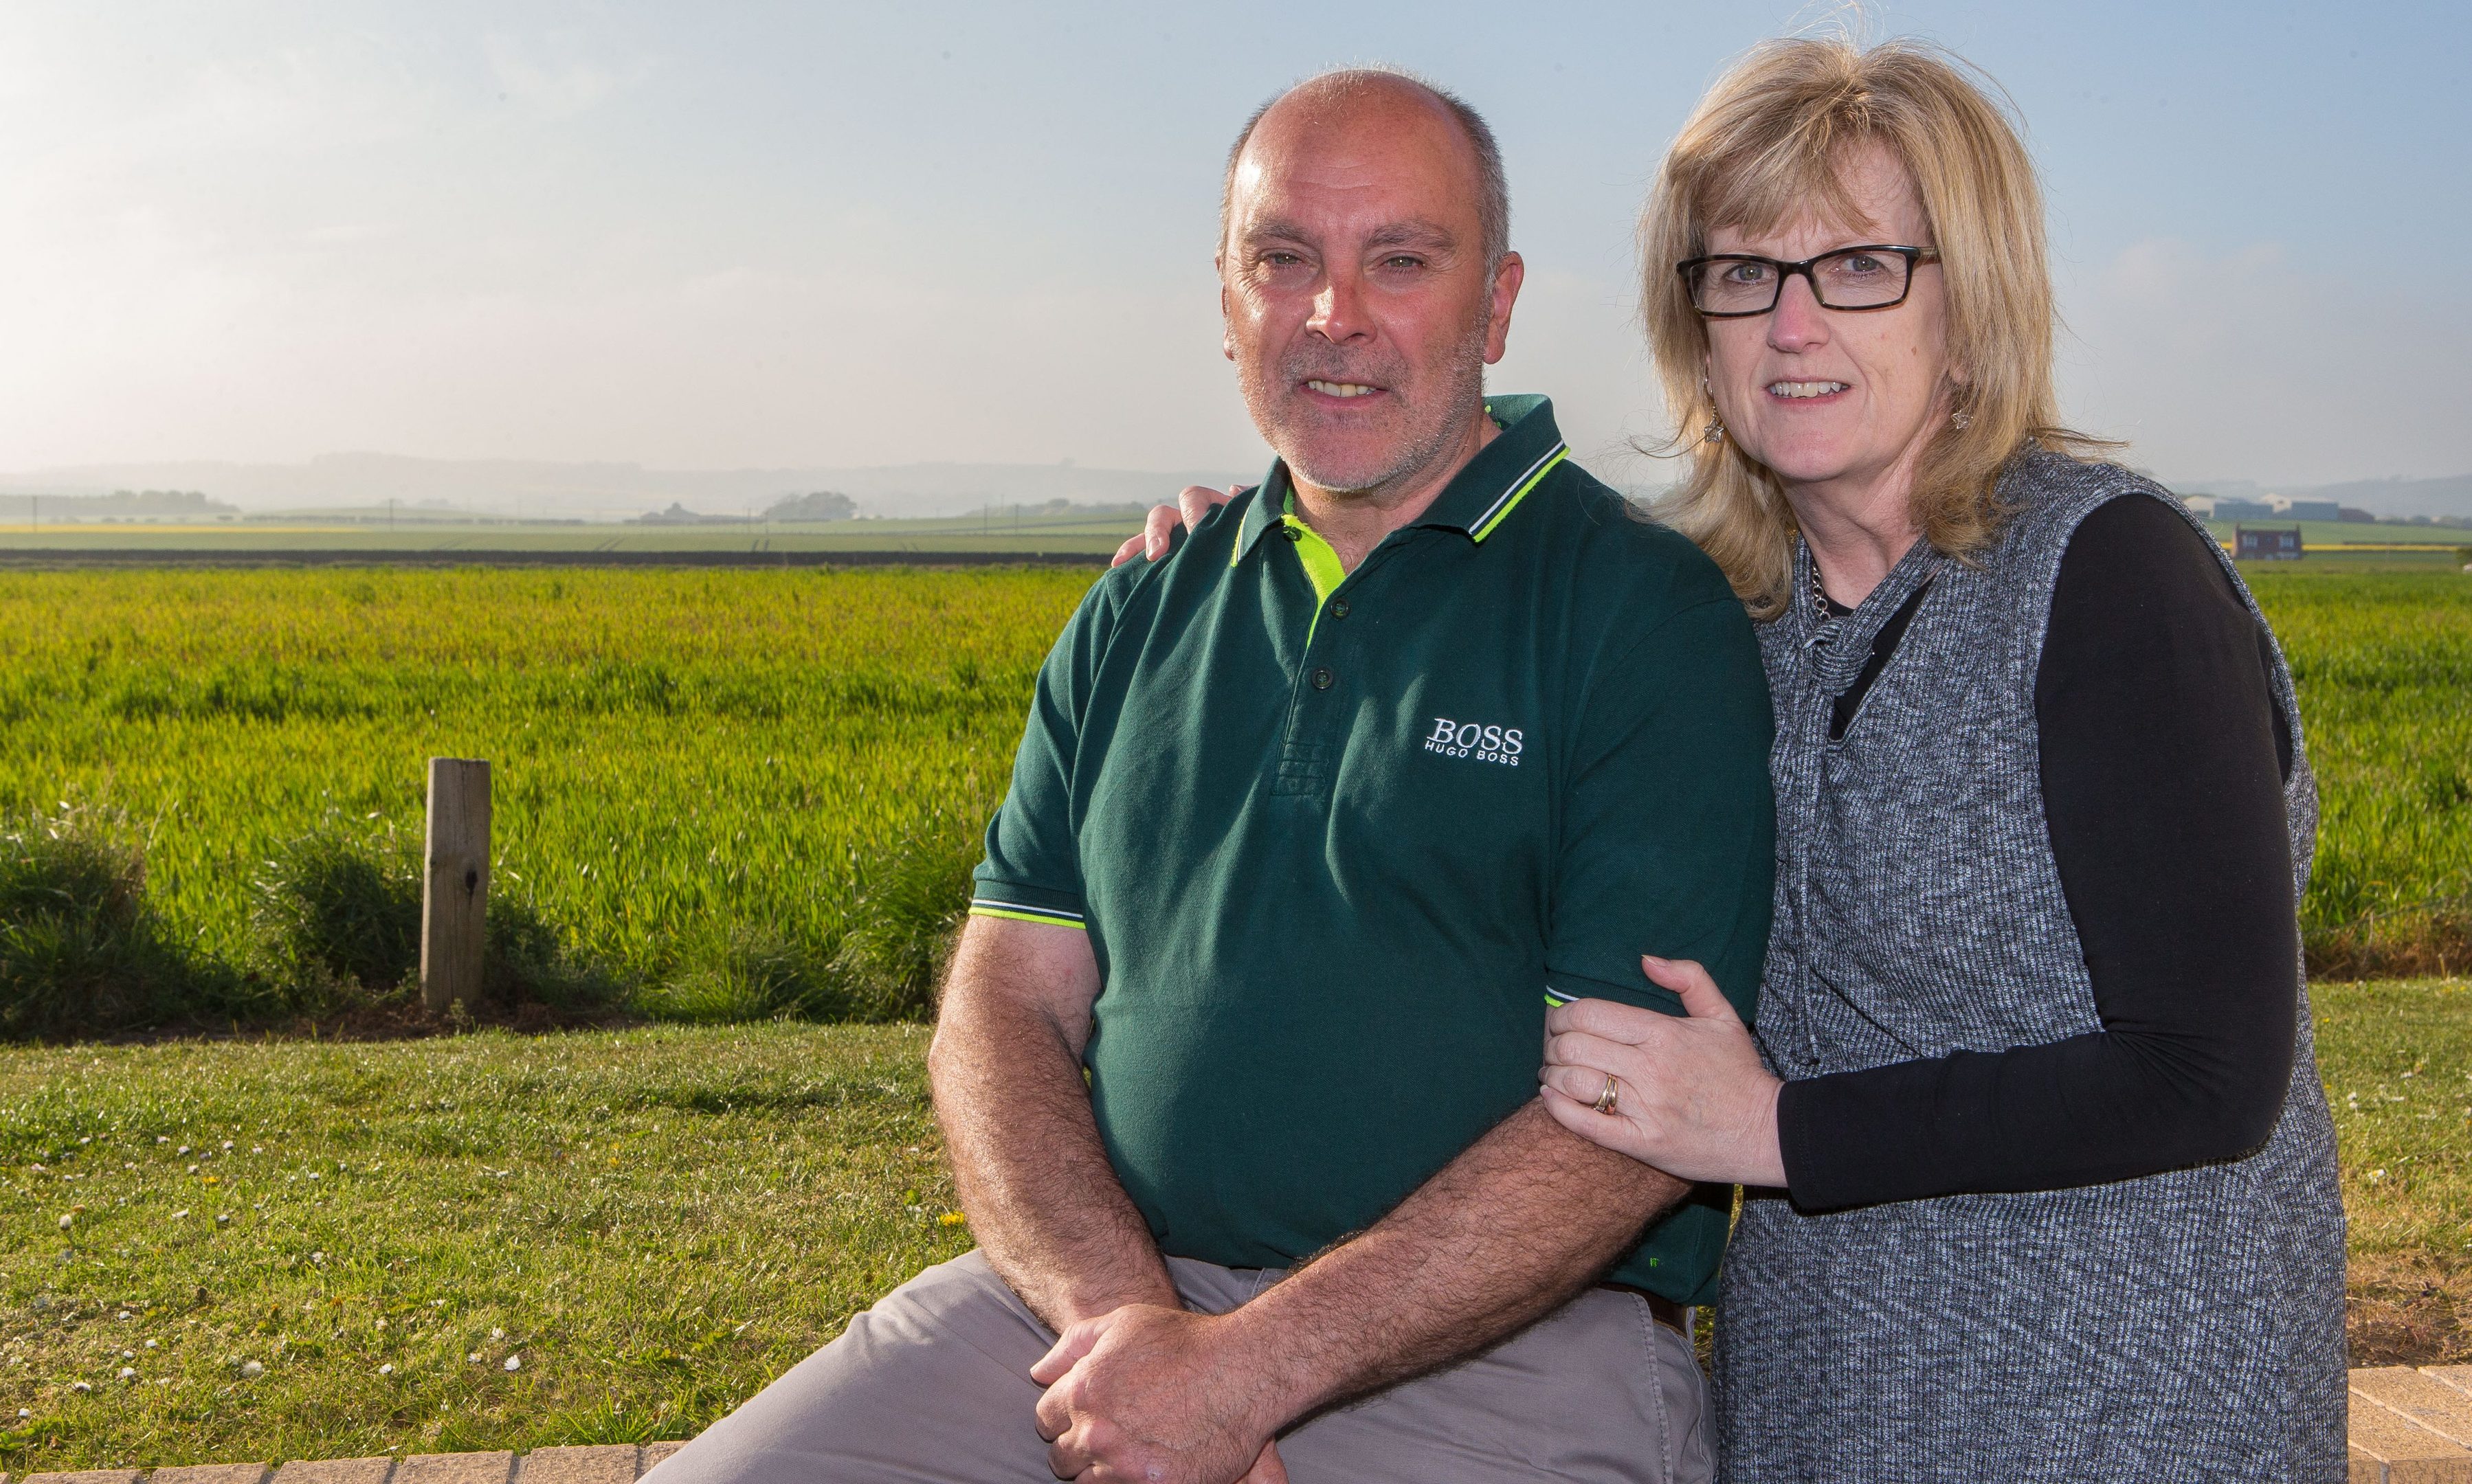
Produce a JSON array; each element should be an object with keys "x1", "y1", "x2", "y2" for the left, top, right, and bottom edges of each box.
[{"x1": 1537, "y1": 37, "x2": 2346, "y2": 1483}]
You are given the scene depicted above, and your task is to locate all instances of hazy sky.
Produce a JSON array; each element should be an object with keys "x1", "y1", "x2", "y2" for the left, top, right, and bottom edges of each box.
[{"x1": 2, "y1": 1, "x2": 2465, "y2": 487}]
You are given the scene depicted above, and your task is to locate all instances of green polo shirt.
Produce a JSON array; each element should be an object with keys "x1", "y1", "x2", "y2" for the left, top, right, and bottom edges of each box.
[{"x1": 970, "y1": 396, "x2": 1774, "y2": 1303}]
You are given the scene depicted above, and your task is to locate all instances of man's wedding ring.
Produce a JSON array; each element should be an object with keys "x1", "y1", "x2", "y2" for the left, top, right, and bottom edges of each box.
[{"x1": 1592, "y1": 1074, "x2": 1620, "y2": 1115}]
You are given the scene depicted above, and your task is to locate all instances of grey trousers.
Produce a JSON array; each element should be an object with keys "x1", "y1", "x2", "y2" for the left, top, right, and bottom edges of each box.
[{"x1": 644, "y1": 1249, "x2": 1709, "y2": 1484}]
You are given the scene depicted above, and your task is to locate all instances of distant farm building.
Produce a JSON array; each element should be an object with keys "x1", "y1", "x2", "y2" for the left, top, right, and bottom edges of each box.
[
  {"x1": 2236, "y1": 526, "x2": 2304, "y2": 561},
  {"x1": 2271, "y1": 497, "x2": 2343, "y2": 521}
]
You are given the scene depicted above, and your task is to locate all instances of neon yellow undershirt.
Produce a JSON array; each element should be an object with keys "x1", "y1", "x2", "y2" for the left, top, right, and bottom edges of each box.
[{"x1": 1281, "y1": 493, "x2": 1348, "y2": 647}]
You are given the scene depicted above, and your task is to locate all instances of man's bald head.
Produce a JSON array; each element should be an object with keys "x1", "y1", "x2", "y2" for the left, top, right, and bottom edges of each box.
[{"x1": 1220, "y1": 69, "x2": 1509, "y2": 269}]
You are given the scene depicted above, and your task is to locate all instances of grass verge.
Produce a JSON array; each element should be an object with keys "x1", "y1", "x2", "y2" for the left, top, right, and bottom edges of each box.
[
  {"x1": 0, "y1": 1024, "x2": 966, "y2": 1471},
  {"x1": 3, "y1": 980, "x2": 2469, "y2": 1470},
  {"x1": 2317, "y1": 977, "x2": 2472, "y2": 1363}
]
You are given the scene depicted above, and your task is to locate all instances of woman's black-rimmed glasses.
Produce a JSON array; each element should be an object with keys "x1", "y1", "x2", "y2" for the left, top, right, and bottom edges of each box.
[{"x1": 1676, "y1": 245, "x2": 1941, "y2": 317}]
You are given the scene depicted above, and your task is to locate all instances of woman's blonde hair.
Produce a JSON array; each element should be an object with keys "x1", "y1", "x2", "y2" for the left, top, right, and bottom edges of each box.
[{"x1": 1642, "y1": 36, "x2": 2104, "y2": 618}]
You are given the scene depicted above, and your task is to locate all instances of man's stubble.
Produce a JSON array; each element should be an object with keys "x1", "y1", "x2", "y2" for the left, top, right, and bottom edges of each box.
[{"x1": 1238, "y1": 302, "x2": 1494, "y2": 502}]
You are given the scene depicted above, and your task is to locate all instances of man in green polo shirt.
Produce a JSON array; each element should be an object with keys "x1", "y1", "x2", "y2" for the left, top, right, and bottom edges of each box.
[{"x1": 645, "y1": 68, "x2": 1770, "y2": 1484}]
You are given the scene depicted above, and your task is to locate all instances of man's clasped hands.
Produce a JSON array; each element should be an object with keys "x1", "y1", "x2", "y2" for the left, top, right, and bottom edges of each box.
[{"x1": 1031, "y1": 1301, "x2": 1295, "y2": 1484}]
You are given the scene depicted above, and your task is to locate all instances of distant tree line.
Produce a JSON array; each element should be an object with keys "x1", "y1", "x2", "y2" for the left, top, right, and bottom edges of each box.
[
  {"x1": 768, "y1": 491, "x2": 858, "y2": 521},
  {"x1": 16, "y1": 488, "x2": 241, "y2": 522},
  {"x1": 631, "y1": 491, "x2": 859, "y2": 526}
]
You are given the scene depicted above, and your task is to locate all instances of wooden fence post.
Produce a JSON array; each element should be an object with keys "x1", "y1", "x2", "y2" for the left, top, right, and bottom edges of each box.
[{"x1": 421, "y1": 758, "x2": 491, "y2": 1016}]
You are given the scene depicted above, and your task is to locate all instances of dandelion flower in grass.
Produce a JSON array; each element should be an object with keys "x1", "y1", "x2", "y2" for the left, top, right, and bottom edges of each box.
[
  {"x1": 938, "y1": 1212, "x2": 966, "y2": 1226},
  {"x1": 241, "y1": 1360, "x2": 264, "y2": 1378}
]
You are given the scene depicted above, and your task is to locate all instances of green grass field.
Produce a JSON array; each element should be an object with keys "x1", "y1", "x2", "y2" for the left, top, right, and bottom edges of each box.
[
  {"x1": 5, "y1": 509, "x2": 2456, "y2": 565},
  {"x1": 0, "y1": 510, "x2": 1147, "y2": 558},
  {"x1": 0, "y1": 566, "x2": 1096, "y2": 1031},
  {"x1": 0, "y1": 982, "x2": 2466, "y2": 1470},
  {"x1": 1, "y1": 563, "x2": 2467, "y2": 1035},
  {"x1": 2249, "y1": 570, "x2": 2472, "y2": 975}
]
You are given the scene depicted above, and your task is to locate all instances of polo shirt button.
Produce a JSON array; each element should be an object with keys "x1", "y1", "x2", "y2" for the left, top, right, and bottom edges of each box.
[
  {"x1": 1282, "y1": 526, "x2": 1302, "y2": 541},
  {"x1": 1329, "y1": 598, "x2": 1350, "y2": 619},
  {"x1": 1309, "y1": 666, "x2": 1335, "y2": 690}
]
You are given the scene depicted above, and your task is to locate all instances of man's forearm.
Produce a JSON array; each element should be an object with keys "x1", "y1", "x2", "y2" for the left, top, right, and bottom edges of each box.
[
  {"x1": 928, "y1": 937, "x2": 1175, "y2": 1331},
  {"x1": 1228, "y1": 1100, "x2": 1689, "y2": 1420}
]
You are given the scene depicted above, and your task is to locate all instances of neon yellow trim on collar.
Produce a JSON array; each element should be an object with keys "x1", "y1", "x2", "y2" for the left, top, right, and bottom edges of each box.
[{"x1": 1469, "y1": 447, "x2": 1568, "y2": 543}]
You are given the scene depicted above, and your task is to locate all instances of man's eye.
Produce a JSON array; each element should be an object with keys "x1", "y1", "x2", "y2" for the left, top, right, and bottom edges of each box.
[
  {"x1": 1260, "y1": 251, "x2": 1306, "y2": 268},
  {"x1": 1381, "y1": 256, "x2": 1425, "y2": 270}
]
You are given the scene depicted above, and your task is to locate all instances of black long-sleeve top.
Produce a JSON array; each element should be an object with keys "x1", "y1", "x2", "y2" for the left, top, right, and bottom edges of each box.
[{"x1": 1774, "y1": 493, "x2": 2301, "y2": 1211}]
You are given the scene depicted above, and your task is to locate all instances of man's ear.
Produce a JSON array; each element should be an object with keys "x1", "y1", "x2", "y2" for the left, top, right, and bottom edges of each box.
[
  {"x1": 1482, "y1": 251, "x2": 1525, "y2": 366},
  {"x1": 1218, "y1": 252, "x2": 1235, "y2": 361}
]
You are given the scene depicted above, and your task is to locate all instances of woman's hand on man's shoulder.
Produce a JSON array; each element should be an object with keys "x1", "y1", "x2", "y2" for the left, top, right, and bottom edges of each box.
[{"x1": 1111, "y1": 485, "x2": 1243, "y2": 567}]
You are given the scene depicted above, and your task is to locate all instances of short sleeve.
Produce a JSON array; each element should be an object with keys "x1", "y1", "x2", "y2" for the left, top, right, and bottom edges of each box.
[
  {"x1": 1542, "y1": 596, "x2": 1776, "y2": 1020},
  {"x1": 970, "y1": 581, "x2": 1119, "y2": 932}
]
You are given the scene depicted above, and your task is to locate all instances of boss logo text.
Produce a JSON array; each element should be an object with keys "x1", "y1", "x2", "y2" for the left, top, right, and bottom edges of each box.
[{"x1": 1424, "y1": 717, "x2": 1523, "y2": 767}]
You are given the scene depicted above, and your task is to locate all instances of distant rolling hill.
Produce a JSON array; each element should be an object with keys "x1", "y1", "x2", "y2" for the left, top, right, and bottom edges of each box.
[{"x1": 0, "y1": 453, "x2": 1258, "y2": 523}]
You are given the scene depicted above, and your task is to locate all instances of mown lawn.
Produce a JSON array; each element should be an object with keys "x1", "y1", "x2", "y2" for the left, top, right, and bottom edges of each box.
[
  {"x1": 5, "y1": 980, "x2": 2471, "y2": 1470},
  {"x1": 2317, "y1": 978, "x2": 2472, "y2": 1362},
  {"x1": 0, "y1": 1024, "x2": 966, "y2": 1472}
]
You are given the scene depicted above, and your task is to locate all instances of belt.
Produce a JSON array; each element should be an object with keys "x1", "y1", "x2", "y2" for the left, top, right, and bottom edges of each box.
[{"x1": 1599, "y1": 1281, "x2": 1690, "y2": 1336}]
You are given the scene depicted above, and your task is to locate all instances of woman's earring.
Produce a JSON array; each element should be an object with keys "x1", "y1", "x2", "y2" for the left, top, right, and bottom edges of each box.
[
  {"x1": 1698, "y1": 380, "x2": 1724, "y2": 442},
  {"x1": 1950, "y1": 409, "x2": 1973, "y2": 429}
]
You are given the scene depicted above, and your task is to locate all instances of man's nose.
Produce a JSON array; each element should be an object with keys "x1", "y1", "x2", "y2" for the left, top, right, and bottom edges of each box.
[
  {"x1": 1766, "y1": 273, "x2": 1831, "y2": 352},
  {"x1": 1308, "y1": 269, "x2": 1376, "y2": 344}
]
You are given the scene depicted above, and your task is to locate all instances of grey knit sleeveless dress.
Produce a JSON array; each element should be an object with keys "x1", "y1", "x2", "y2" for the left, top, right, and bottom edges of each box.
[{"x1": 1713, "y1": 451, "x2": 2348, "y2": 1481}]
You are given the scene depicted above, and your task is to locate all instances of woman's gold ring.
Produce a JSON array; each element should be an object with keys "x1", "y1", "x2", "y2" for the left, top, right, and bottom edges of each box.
[{"x1": 1592, "y1": 1074, "x2": 1620, "y2": 1116}]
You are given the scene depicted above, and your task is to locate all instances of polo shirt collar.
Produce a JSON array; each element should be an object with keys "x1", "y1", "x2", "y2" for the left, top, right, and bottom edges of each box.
[{"x1": 1234, "y1": 394, "x2": 1570, "y2": 561}]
